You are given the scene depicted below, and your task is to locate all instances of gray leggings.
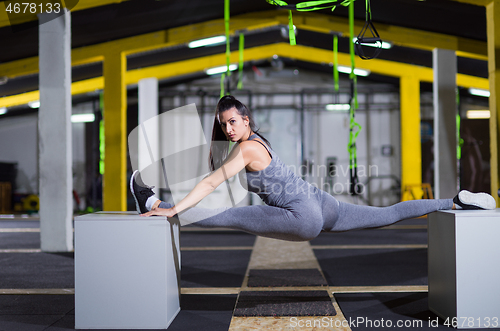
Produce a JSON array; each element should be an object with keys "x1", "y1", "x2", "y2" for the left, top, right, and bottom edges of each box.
[{"x1": 159, "y1": 191, "x2": 453, "y2": 241}]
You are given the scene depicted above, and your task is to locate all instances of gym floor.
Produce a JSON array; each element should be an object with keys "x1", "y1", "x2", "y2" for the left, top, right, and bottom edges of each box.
[{"x1": 0, "y1": 215, "x2": 485, "y2": 330}]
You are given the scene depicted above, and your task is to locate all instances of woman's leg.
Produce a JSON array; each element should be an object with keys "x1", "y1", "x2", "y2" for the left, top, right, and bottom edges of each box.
[
  {"x1": 323, "y1": 196, "x2": 453, "y2": 232},
  {"x1": 159, "y1": 201, "x2": 323, "y2": 242},
  {"x1": 160, "y1": 193, "x2": 452, "y2": 237}
]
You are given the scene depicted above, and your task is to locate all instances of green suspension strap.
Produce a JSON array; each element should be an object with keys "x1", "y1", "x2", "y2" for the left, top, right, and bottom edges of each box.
[
  {"x1": 99, "y1": 92, "x2": 105, "y2": 175},
  {"x1": 347, "y1": 0, "x2": 362, "y2": 195},
  {"x1": 266, "y1": 0, "x2": 354, "y2": 45},
  {"x1": 456, "y1": 113, "x2": 462, "y2": 160},
  {"x1": 225, "y1": 0, "x2": 231, "y2": 76},
  {"x1": 288, "y1": 9, "x2": 296, "y2": 46},
  {"x1": 348, "y1": 76, "x2": 362, "y2": 195},
  {"x1": 456, "y1": 89, "x2": 463, "y2": 161},
  {"x1": 220, "y1": 72, "x2": 226, "y2": 99},
  {"x1": 238, "y1": 33, "x2": 244, "y2": 89},
  {"x1": 221, "y1": 0, "x2": 232, "y2": 97},
  {"x1": 349, "y1": 1, "x2": 355, "y2": 80},
  {"x1": 222, "y1": 0, "x2": 236, "y2": 206},
  {"x1": 333, "y1": 34, "x2": 339, "y2": 92}
]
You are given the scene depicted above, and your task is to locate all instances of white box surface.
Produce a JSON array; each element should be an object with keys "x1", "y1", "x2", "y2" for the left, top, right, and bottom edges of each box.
[
  {"x1": 428, "y1": 209, "x2": 500, "y2": 329},
  {"x1": 75, "y1": 212, "x2": 180, "y2": 329}
]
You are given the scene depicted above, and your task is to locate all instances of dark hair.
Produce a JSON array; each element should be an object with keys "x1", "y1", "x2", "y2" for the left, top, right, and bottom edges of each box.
[{"x1": 209, "y1": 95, "x2": 271, "y2": 171}]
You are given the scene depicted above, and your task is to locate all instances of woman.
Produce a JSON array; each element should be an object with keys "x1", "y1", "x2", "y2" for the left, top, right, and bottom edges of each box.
[{"x1": 130, "y1": 95, "x2": 496, "y2": 241}]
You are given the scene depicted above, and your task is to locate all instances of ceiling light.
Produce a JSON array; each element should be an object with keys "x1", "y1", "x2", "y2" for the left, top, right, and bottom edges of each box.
[
  {"x1": 28, "y1": 100, "x2": 40, "y2": 108},
  {"x1": 353, "y1": 37, "x2": 392, "y2": 49},
  {"x1": 337, "y1": 65, "x2": 370, "y2": 77},
  {"x1": 326, "y1": 104, "x2": 350, "y2": 111},
  {"x1": 188, "y1": 36, "x2": 226, "y2": 48},
  {"x1": 206, "y1": 64, "x2": 238, "y2": 75},
  {"x1": 468, "y1": 88, "x2": 490, "y2": 98},
  {"x1": 71, "y1": 114, "x2": 95, "y2": 123},
  {"x1": 466, "y1": 110, "x2": 490, "y2": 119},
  {"x1": 0, "y1": 107, "x2": 7, "y2": 115}
]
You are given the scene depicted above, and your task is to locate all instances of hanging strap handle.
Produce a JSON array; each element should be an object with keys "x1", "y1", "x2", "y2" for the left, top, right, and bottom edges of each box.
[{"x1": 354, "y1": 0, "x2": 382, "y2": 60}]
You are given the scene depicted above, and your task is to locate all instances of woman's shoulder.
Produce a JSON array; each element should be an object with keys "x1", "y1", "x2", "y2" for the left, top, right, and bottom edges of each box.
[
  {"x1": 239, "y1": 139, "x2": 268, "y2": 151},
  {"x1": 238, "y1": 139, "x2": 272, "y2": 171},
  {"x1": 238, "y1": 139, "x2": 270, "y2": 158}
]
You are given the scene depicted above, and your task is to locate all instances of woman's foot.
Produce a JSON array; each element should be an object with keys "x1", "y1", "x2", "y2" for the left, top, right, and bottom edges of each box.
[
  {"x1": 453, "y1": 190, "x2": 496, "y2": 210},
  {"x1": 130, "y1": 170, "x2": 156, "y2": 214}
]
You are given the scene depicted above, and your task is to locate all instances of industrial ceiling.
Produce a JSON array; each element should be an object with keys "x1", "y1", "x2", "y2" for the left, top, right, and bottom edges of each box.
[{"x1": 0, "y1": 0, "x2": 491, "y2": 104}]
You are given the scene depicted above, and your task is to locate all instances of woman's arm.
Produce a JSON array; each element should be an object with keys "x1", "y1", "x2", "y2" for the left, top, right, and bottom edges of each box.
[{"x1": 143, "y1": 143, "x2": 250, "y2": 217}]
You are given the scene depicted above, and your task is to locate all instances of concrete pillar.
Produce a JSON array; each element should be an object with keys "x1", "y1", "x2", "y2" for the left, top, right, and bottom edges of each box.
[
  {"x1": 487, "y1": 0, "x2": 500, "y2": 203},
  {"x1": 38, "y1": 10, "x2": 73, "y2": 252},
  {"x1": 433, "y1": 48, "x2": 458, "y2": 199},
  {"x1": 400, "y1": 75, "x2": 422, "y2": 198},
  {"x1": 138, "y1": 78, "x2": 161, "y2": 192}
]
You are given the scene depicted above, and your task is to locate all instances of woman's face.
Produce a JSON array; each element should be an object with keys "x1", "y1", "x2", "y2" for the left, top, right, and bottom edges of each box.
[{"x1": 219, "y1": 107, "x2": 250, "y2": 142}]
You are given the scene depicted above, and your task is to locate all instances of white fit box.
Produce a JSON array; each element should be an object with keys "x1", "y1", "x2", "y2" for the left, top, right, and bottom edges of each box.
[
  {"x1": 75, "y1": 212, "x2": 180, "y2": 329},
  {"x1": 428, "y1": 209, "x2": 500, "y2": 329}
]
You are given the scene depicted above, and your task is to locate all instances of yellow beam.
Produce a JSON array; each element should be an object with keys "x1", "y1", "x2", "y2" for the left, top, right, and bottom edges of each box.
[
  {"x1": 102, "y1": 52, "x2": 127, "y2": 211},
  {"x1": 71, "y1": 0, "x2": 129, "y2": 11},
  {"x1": 0, "y1": 57, "x2": 39, "y2": 79},
  {"x1": 0, "y1": 54, "x2": 105, "y2": 80},
  {"x1": 0, "y1": 13, "x2": 275, "y2": 79},
  {"x1": 0, "y1": 0, "x2": 129, "y2": 29},
  {"x1": 487, "y1": 0, "x2": 500, "y2": 202},
  {"x1": 0, "y1": 77, "x2": 104, "y2": 107},
  {"x1": 125, "y1": 44, "x2": 487, "y2": 88},
  {"x1": 0, "y1": 43, "x2": 489, "y2": 108},
  {"x1": 450, "y1": 0, "x2": 490, "y2": 6},
  {"x1": 400, "y1": 76, "x2": 422, "y2": 198},
  {"x1": 72, "y1": 76, "x2": 103, "y2": 94},
  {"x1": 457, "y1": 73, "x2": 489, "y2": 90},
  {"x1": 0, "y1": 90, "x2": 39, "y2": 107}
]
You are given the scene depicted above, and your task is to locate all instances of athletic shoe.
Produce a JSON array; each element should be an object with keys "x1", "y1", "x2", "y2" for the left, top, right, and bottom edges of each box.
[
  {"x1": 130, "y1": 170, "x2": 155, "y2": 214},
  {"x1": 453, "y1": 190, "x2": 496, "y2": 210}
]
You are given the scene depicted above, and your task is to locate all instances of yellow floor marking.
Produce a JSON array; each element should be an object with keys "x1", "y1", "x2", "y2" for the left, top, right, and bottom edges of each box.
[
  {"x1": 0, "y1": 289, "x2": 74, "y2": 295},
  {"x1": 0, "y1": 228, "x2": 40, "y2": 233},
  {"x1": 229, "y1": 316, "x2": 351, "y2": 330},
  {"x1": 0, "y1": 286, "x2": 428, "y2": 296},
  {"x1": 229, "y1": 236, "x2": 351, "y2": 331},
  {"x1": 312, "y1": 244, "x2": 427, "y2": 249},
  {"x1": 180, "y1": 227, "x2": 237, "y2": 232},
  {"x1": 181, "y1": 246, "x2": 254, "y2": 251},
  {"x1": 380, "y1": 224, "x2": 427, "y2": 230},
  {"x1": 0, "y1": 249, "x2": 42, "y2": 253},
  {"x1": 0, "y1": 216, "x2": 39, "y2": 220},
  {"x1": 181, "y1": 287, "x2": 241, "y2": 295},
  {"x1": 330, "y1": 285, "x2": 428, "y2": 293}
]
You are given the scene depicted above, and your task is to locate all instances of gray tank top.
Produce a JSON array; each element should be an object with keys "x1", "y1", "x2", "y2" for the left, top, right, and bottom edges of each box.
[{"x1": 242, "y1": 134, "x2": 316, "y2": 208}]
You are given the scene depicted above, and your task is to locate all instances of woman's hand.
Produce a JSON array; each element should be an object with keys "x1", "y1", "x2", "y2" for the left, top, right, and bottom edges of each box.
[{"x1": 141, "y1": 207, "x2": 177, "y2": 218}]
